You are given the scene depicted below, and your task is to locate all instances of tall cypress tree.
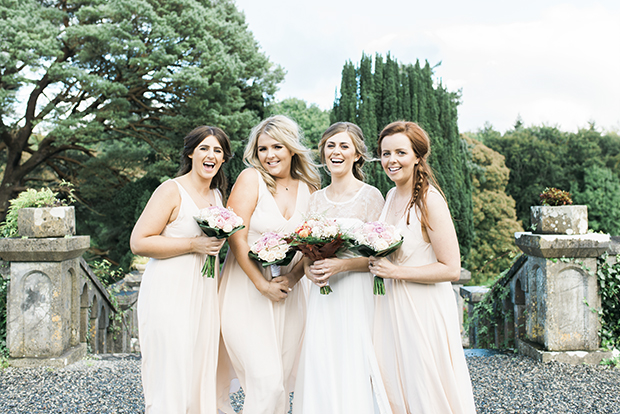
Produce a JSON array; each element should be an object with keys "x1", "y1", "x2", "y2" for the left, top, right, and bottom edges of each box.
[
  {"x1": 381, "y1": 53, "x2": 398, "y2": 128},
  {"x1": 357, "y1": 53, "x2": 377, "y2": 145},
  {"x1": 401, "y1": 69, "x2": 412, "y2": 122},
  {"x1": 332, "y1": 60, "x2": 357, "y2": 124},
  {"x1": 373, "y1": 54, "x2": 384, "y2": 129},
  {"x1": 406, "y1": 63, "x2": 419, "y2": 122},
  {"x1": 331, "y1": 53, "x2": 474, "y2": 262}
]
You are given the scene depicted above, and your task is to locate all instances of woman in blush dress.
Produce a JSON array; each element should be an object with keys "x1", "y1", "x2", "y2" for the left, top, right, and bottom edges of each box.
[
  {"x1": 293, "y1": 122, "x2": 392, "y2": 414},
  {"x1": 218, "y1": 115, "x2": 320, "y2": 414},
  {"x1": 369, "y1": 121, "x2": 476, "y2": 414},
  {"x1": 131, "y1": 126, "x2": 231, "y2": 413}
]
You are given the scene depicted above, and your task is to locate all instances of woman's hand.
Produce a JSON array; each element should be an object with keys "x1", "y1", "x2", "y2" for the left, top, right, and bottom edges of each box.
[
  {"x1": 368, "y1": 256, "x2": 397, "y2": 279},
  {"x1": 259, "y1": 278, "x2": 290, "y2": 302},
  {"x1": 189, "y1": 235, "x2": 226, "y2": 256},
  {"x1": 307, "y1": 258, "x2": 342, "y2": 287},
  {"x1": 272, "y1": 271, "x2": 297, "y2": 292}
]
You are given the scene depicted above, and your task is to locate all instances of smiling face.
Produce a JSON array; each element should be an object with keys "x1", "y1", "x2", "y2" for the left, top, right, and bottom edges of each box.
[
  {"x1": 323, "y1": 131, "x2": 360, "y2": 178},
  {"x1": 257, "y1": 133, "x2": 294, "y2": 179},
  {"x1": 380, "y1": 132, "x2": 420, "y2": 188},
  {"x1": 188, "y1": 135, "x2": 225, "y2": 180}
]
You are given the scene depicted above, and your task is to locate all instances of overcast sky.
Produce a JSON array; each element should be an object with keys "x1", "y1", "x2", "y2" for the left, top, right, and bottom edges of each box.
[{"x1": 233, "y1": 0, "x2": 620, "y2": 134}]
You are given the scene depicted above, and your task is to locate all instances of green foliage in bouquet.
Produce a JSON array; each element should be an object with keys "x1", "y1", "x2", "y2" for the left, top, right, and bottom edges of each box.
[{"x1": 248, "y1": 249, "x2": 297, "y2": 268}]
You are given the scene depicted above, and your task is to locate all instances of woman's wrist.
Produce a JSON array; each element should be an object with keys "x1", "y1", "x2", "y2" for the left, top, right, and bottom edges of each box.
[{"x1": 254, "y1": 277, "x2": 269, "y2": 294}]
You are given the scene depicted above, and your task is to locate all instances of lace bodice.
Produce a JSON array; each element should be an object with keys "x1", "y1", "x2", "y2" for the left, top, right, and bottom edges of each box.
[{"x1": 307, "y1": 184, "x2": 385, "y2": 233}]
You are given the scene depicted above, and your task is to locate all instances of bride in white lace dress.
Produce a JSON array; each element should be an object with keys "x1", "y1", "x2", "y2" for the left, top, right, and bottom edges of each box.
[{"x1": 293, "y1": 123, "x2": 392, "y2": 414}]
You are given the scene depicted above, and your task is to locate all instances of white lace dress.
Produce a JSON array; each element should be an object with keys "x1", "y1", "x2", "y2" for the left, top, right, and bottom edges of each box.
[{"x1": 293, "y1": 184, "x2": 393, "y2": 414}]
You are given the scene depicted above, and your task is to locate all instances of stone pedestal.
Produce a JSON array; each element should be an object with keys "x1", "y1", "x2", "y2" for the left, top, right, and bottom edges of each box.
[
  {"x1": 522, "y1": 256, "x2": 600, "y2": 351},
  {"x1": 531, "y1": 205, "x2": 587, "y2": 235},
  {"x1": 514, "y1": 232, "x2": 609, "y2": 352},
  {"x1": 18, "y1": 206, "x2": 76, "y2": 238},
  {"x1": 460, "y1": 285, "x2": 490, "y2": 348},
  {"x1": 452, "y1": 268, "x2": 472, "y2": 338},
  {"x1": 0, "y1": 236, "x2": 89, "y2": 360}
]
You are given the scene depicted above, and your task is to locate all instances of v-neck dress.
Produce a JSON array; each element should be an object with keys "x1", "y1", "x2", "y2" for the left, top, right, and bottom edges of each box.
[
  {"x1": 137, "y1": 179, "x2": 222, "y2": 414},
  {"x1": 373, "y1": 187, "x2": 476, "y2": 414},
  {"x1": 218, "y1": 169, "x2": 311, "y2": 414}
]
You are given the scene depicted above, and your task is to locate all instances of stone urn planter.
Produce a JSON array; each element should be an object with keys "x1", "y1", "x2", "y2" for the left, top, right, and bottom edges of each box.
[
  {"x1": 531, "y1": 205, "x2": 588, "y2": 235},
  {"x1": 17, "y1": 206, "x2": 76, "y2": 238}
]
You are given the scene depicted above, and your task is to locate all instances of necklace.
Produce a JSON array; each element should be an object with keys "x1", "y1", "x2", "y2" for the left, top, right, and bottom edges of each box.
[
  {"x1": 276, "y1": 179, "x2": 292, "y2": 191},
  {"x1": 391, "y1": 194, "x2": 411, "y2": 217},
  {"x1": 199, "y1": 189, "x2": 215, "y2": 206}
]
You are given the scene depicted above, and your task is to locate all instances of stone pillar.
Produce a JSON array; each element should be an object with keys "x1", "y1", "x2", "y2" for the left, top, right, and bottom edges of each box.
[
  {"x1": 515, "y1": 232, "x2": 609, "y2": 351},
  {"x1": 0, "y1": 206, "x2": 90, "y2": 366},
  {"x1": 452, "y1": 268, "x2": 471, "y2": 337},
  {"x1": 460, "y1": 285, "x2": 490, "y2": 348}
]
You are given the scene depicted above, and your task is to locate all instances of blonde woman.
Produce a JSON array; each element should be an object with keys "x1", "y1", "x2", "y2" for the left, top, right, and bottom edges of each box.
[
  {"x1": 370, "y1": 121, "x2": 476, "y2": 414},
  {"x1": 218, "y1": 115, "x2": 320, "y2": 414}
]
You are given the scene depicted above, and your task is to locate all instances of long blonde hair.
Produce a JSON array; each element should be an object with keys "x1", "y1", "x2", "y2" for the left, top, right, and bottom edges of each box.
[{"x1": 243, "y1": 115, "x2": 320, "y2": 194}]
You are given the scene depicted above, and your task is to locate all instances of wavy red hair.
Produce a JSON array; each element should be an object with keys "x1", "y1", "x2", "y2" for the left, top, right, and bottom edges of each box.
[{"x1": 378, "y1": 121, "x2": 446, "y2": 228}]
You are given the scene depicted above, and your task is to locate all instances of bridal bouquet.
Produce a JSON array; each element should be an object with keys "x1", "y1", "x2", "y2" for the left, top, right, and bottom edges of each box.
[
  {"x1": 286, "y1": 215, "x2": 348, "y2": 294},
  {"x1": 348, "y1": 221, "x2": 403, "y2": 295},
  {"x1": 248, "y1": 232, "x2": 296, "y2": 278},
  {"x1": 194, "y1": 206, "x2": 245, "y2": 277}
]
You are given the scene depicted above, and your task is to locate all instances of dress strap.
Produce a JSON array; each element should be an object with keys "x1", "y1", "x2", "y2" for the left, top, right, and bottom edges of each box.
[
  {"x1": 171, "y1": 179, "x2": 190, "y2": 202},
  {"x1": 379, "y1": 188, "x2": 395, "y2": 222}
]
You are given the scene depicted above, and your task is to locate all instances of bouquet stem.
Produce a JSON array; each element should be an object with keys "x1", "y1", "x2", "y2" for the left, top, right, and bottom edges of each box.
[
  {"x1": 320, "y1": 282, "x2": 333, "y2": 295},
  {"x1": 270, "y1": 264, "x2": 281, "y2": 278},
  {"x1": 202, "y1": 255, "x2": 216, "y2": 278},
  {"x1": 373, "y1": 275, "x2": 385, "y2": 295}
]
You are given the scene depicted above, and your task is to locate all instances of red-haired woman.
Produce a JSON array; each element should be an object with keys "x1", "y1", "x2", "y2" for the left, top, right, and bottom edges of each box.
[{"x1": 369, "y1": 121, "x2": 476, "y2": 414}]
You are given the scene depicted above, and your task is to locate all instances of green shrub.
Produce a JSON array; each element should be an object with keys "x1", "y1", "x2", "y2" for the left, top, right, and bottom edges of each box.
[{"x1": 539, "y1": 187, "x2": 573, "y2": 206}]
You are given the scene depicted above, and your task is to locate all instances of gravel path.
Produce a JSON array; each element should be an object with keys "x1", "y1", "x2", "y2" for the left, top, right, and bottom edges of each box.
[{"x1": 0, "y1": 352, "x2": 618, "y2": 413}]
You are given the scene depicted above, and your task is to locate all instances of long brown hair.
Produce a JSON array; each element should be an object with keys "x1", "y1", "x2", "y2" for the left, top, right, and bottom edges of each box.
[
  {"x1": 318, "y1": 122, "x2": 369, "y2": 181},
  {"x1": 378, "y1": 121, "x2": 446, "y2": 228},
  {"x1": 176, "y1": 126, "x2": 232, "y2": 198}
]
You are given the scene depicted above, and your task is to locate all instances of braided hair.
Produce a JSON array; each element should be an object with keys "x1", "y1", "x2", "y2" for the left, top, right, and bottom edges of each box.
[{"x1": 378, "y1": 121, "x2": 446, "y2": 229}]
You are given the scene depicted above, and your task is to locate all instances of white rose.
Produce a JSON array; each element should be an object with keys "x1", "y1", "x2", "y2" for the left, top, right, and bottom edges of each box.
[{"x1": 375, "y1": 239, "x2": 390, "y2": 251}]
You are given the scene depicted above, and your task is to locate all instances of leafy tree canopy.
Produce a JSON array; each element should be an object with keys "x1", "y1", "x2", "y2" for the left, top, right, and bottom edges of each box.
[
  {"x1": 0, "y1": 0, "x2": 284, "y2": 268},
  {"x1": 265, "y1": 98, "x2": 330, "y2": 147},
  {"x1": 478, "y1": 122, "x2": 620, "y2": 234},
  {"x1": 463, "y1": 134, "x2": 523, "y2": 284},
  {"x1": 0, "y1": 0, "x2": 283, "y2": 212}
]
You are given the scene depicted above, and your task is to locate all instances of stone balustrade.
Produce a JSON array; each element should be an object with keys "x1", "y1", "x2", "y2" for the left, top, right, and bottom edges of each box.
[
  {"x1": 461, "y1": 203, "x2": 618, "y2": 364},
  {"x1": 0, "y1": 206, "x2": 139, "y2": 367}
]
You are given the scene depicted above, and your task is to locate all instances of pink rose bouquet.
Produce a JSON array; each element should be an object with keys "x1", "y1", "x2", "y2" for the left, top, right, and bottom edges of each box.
[
  {"x1": 248, "y1": 232, "x2": 296, "y2": 278},
  {"x1": 194, "y1": 206, "x2": 245, "y2": 277},
  {"x1": 348, "y1": 221, "x2": 403, "y2": 295}
]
